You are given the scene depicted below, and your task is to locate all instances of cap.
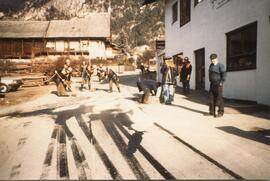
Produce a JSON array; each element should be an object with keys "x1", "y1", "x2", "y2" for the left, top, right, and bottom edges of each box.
[
  {"x1": 210, "y1": 54, "x2": 217, "y2": 60},
  {"x1": 184, "y1": 57, "x2": 190, "y2": 63}
]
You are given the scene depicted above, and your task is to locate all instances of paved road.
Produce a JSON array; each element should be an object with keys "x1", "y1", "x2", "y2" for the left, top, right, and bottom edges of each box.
[{"x1": 0, "y1": 71, "x2": 269, "y2": 179}]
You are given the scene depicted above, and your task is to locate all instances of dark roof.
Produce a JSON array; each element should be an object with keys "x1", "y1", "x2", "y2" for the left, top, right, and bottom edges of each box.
[
  {"x1": 0, "y1": 13, "x2": 110, "y2": 38},
  {"x1": 0, "y1": 21, "x2": 49, "y2": 38},
  {"x1": 46, "y1": 13, "x2": 110, "y2": 38}
]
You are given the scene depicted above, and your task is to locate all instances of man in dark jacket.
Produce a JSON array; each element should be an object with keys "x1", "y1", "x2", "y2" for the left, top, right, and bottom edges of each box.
[
  {"x1": 107, "y1": 69, "x2": 120, "y2": 93},
  {"x1": 180, "y1": 57, "x2": 192, "y2": 94},
  {"x1": 208, "y1": 53, "x2": 226, "y2": 117}
]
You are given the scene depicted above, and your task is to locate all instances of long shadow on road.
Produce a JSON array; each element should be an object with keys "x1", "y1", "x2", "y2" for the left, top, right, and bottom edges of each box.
[{"x1": 217, "y1": 126, "x2": 270, "y2": 146}]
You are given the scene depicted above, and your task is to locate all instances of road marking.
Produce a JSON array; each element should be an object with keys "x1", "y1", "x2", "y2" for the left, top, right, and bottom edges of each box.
[
  {"x1": 113, "y1": 118, "x2": 176, "y2": 179},
  {"x1": 75, "y1": 115, "x2": 122, "y2": 179},
  {"x1": 101, "y1": 117, "x2": 150, "y2": 179},
  {"x1": 40, "y1": 126, "x2": 58, "y2": 179},
  {"x1": 69, "y1": 138, "x2": 90, "y2": 179},
  {"x1": 57, "y1": 126, "x2": 69, "y2": 179}
]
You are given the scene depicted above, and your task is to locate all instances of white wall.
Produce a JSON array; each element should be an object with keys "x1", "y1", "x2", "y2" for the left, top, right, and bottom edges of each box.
[
  {"x1": 164, "y1": 0, "x2": 270, "y2": 105},
  {"x1": 88, "y1": 40, "x2": 106, "y2": 59}
]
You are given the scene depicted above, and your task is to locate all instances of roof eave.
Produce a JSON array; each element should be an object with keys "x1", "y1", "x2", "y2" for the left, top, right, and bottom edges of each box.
[{"x1": 142, "y1": 0, "x2": 158, "y2": 5}]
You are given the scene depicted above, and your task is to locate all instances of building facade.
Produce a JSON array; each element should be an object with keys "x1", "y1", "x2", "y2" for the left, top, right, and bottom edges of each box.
[
  {"x1": 154, "y1": 0, "x2": 270, "y2": 105},
  {"x1": 0, "y1": 13, "x2": 113, "y2": 60}
]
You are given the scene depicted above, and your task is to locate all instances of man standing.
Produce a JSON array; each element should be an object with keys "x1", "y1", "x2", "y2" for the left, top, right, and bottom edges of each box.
[
  {"x1": 160, "y1": 57, "x2": 178, "y2": 104},
  {"x1": 97, "y1": 64, "x2": 106, "y2": 82},
  {"x1": 80, "y1": 61, "x2": 94, "y2": 90},
  {"x1": 107, "y1": 69, "x2": 120, "y2": 93},
  {"x1": 62, "y1": 59, "x2": 73, "y2": 90},
  {"x1": 180, "y1": 57, "x2": 192, "y2": 94},
  {"x1": 209, "y1": 53, "x2": 226, "y2": 117}
]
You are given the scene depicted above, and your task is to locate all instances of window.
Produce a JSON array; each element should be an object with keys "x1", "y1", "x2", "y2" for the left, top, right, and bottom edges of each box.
[
  {"x1": 172, "y1": 2, "x2": 178, "y2": 24},
  {"x1": 180, "y1": 0, "x2": 191, "y2": 27},
  {"x1": 194, "y1": 0, "x2": 203, "y2": 7},
  {"x1": 226, "y1": 22, "x2": 257, "y2": 71}
]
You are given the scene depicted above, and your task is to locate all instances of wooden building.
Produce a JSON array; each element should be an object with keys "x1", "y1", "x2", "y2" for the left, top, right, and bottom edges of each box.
[{"x1": 0, "y1": 13, "x2": 112, "y2": 59}]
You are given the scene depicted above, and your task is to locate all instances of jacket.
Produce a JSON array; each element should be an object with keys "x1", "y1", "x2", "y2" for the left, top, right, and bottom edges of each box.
[
  {"x1": 160, "y1": 64, "x2": 178, "y2": 85},
  {"x1": 209, "y1": 63, "x2": 226, "y2": 85},
  {"x1": 180, "y1": 64, "x2": 192, "y2": 81}
]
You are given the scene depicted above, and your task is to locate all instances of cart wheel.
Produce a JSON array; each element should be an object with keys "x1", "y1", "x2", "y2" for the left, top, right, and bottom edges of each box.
[{"x1": 0, "y1": 84, "x2": 8, "y2": 93}]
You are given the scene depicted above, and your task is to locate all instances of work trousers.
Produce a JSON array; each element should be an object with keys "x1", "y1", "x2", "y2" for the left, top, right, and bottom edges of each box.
[
  {"x1": 109, "y1": 79, "x2": 120, "y2": 92},
  {"x1": 182, "y1": 80, "x2": 190, "y2": 94},
  {"x1": 163, "y1": 84, "x2": 174, "y2": 104},
  {"x1": 57, "y1": 82, "x2": 67, "y2": 96},
  {"x1": 81, "y1": 77, "x2": 91, "y2": 90},
  {"x1": 209, "y1": 83, "x2": 224, "y2": 115}
]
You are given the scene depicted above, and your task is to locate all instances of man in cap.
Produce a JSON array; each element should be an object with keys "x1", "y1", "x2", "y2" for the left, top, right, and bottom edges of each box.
[
  {"x1": 208, "y1": 53, "x2": 226, "y2": 117},
  {"x1": 180, "y1": 57, "x2": 192, "y2": 94}
]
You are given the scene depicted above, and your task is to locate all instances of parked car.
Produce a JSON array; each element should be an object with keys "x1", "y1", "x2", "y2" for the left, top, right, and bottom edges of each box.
[{"x1": 0, "y1": 77, "x2": 23, "y2": 93}]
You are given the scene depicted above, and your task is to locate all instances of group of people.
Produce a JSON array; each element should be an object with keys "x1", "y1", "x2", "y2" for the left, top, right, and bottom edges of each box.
[
  {"x1": 52, "y1": 53, "x2": 226, "y2": 117},
  {"x1": 159, "y1": 56, "x2": 192, "y2": 105},
  {"x1": 137, "y1": 53, "x2": 226, "y2": 117},
  {"x1": 53, "y1": 60, "x2": 120, "y2": 97}
]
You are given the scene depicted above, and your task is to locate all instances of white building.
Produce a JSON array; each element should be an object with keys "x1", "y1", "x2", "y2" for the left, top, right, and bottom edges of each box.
[{"x1": 145, "y1": 0, "x2": 270, "y2": 106}]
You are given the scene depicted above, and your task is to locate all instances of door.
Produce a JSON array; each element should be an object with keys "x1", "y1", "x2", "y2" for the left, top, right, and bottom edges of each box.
[{"x1": 195, "y1": 48, "x2": 205, "y2": 90}]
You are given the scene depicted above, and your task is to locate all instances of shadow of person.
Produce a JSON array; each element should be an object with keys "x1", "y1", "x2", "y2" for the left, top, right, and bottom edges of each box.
[
  {"x1": 55, "y1": 105, "x2": 94, "y2": 139},
  {"x1": 50, "y1": 91, "x2": 58, "y2": 96},
  {"x1": 126, "y1": 131, "x2": 145, "y2": 158}
]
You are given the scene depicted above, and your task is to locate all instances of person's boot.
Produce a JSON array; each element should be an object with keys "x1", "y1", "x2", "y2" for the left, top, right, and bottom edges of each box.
[
  {"x1": 216, "y1": 111, "x2": 224, "y2": 117},
  {"x1": 118, "y1": 87, "x2": 121, "y2": 92}
]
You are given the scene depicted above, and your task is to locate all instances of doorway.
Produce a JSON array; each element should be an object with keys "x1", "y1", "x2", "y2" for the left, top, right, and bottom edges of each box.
[{"x1": 194, "y1": 48, "x2": 205, "y2": 90}]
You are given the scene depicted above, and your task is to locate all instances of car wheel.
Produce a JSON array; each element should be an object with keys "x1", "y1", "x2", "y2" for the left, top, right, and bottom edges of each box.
[{"x1": 0, "y1": 84, "x2": 8, "y2": 93}]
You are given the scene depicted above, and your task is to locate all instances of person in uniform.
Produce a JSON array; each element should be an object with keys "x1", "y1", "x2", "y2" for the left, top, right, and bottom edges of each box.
[
  {"x1": 61, "y1": 59, "x2": 73, "y2": 91},
  {"x1": 107, "y1": 68, "x2": 120, "y2": 93},
  {"x1": 97, "y1": 64, "x2": 106, "y2": 82},
  {"x1": 54, "y1": 59, "x2": 73, "y2": 96},
  {"x1": 80, "y1": 61, "x2": 94, "y2": 90}
]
